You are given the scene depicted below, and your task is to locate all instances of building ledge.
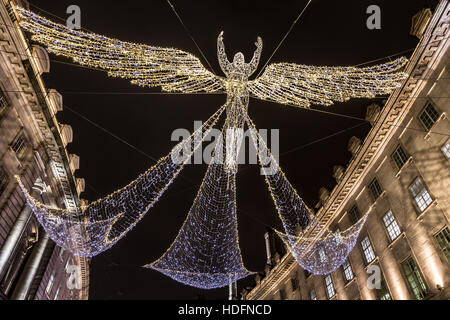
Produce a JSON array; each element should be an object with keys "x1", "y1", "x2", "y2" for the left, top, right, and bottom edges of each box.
[{"x1": 416, "y1": 200, "x2": 438, "y2": 221}]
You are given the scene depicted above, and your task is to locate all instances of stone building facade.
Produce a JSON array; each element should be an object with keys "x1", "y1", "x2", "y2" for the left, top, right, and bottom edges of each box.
[
  {"x1": 0, "y1": 0, "x2": 89, "y2": 300},
  {"x1": 245, "y1": 1, "x2": 450, "y2": 301}
]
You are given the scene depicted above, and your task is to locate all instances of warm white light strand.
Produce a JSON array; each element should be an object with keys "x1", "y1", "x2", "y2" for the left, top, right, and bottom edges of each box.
[{"x1": 17, "y1": 105, "x2": 226, "y2": 257}]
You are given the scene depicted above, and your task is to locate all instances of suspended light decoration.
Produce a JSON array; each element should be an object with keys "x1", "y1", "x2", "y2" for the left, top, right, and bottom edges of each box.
[
  {"x1": 147, "y1": 129, "x2": 253, "y2": 289},
  {"x1": 246, "y1": 115, "x2": 369, "y2": 275},
  {"x1": 15, "y1": 6, "x2": 408, "y2": 287},
  {"x1": 17, "y1": 105, "x2": 226, "y2": 257}
]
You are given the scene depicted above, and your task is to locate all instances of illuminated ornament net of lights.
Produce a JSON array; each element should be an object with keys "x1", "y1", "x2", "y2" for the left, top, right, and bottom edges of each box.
[
  {"x1": 246, "y1": 115, "x2": 369, "y2": 275},
  {"x1": 17, "y1": 105, "x2": 226, "y2": 258},
  {"x1": 14, "y1": 7, "x2": 409, "y2": 286},
  {"x1": 147, "y1": 127, "x2": 254, "y2": 289}
]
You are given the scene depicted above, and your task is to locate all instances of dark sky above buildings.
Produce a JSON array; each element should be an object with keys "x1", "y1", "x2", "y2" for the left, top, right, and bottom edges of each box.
[{"x1": 29, "y1": 0, "x2": 431, "y2": 299}]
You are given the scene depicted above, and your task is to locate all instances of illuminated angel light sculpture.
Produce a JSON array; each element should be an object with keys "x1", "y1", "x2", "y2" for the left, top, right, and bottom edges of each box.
[{"x1": 14, "y1": 7, "x2": 408, "y2": 288}]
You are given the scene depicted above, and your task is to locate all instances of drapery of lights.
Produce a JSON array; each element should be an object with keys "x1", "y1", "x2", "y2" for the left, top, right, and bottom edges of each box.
[
  {"x1": 17, "y1": 105, "x2": 226, "y2": 257},
  {"x1": 248, "y1": 58, "x2": 408, "y2": 108},
  {"x1": 146, "y1": 129, "x2": 254, "y2": 289},
  {"x1": 246, "y1": 115, "x2": 369, "y2": 275},
  {"x1": 275, "y1": 213, "x2": 369, "y2": 275}
]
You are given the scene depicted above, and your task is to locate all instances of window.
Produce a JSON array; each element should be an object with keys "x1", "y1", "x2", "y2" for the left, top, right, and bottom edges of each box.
[
  {"x1": 383, "y1": 211, "x2": 402, "y2": 242},
  {"x1": 361, "y1": 236, "x2": 376, "y2": 264},
  {"x1": 11, "y1": 134, "x2": 27, "y2": 160},
  {"x1": 441, "y1": 139, "x2": 450, "y2": 159},
  {"x1": 279, "y1": 288, "x2": 286, "y2": 300},
  {"x1": 46, "y1": 273, "x2": 55, "y2": 294},
  {"x1": 0, "y1": 91, "x2": 7, "y2": 115},
  {"x1": 419, "y1": 103, "x2": 440, "y2": 131},
  {"x1": 310, "y1": 289, "x2": 317, "y2": 300},
  {"x1": 391, "y1": 145, "x2": 409, "y2": 170},
  {"x1": 342, "y1": 259, "x2": 354, "y2": 283},
  {"x1": 54, "y1": 286, "x2": 61, "y2": 300},
  {"x1": 434, "y1": 227, "x2": 450, "y2": 263},
  {"x1": 318, "y1": 247, "x2": 327, "y2": 263},
  {"x1": 368, "y1": 178, "x2": 383, "y2": 201},
  {"x1": 349, "y1": 205, "x2": 361, "y2": 224},
  {"x1": 325, "y1": 275, "x2": 336, "y2": 299},
  {"x1": 290, "y1": 277, "x2": 299, "y2": 292},
  {"x1": 402, "y1": 258, "x2": 427, "y2": 300},
  {"x1": 376, "y1": 272, "x2": 392, "y2": 300},
  {"x1": 409, "y1": 177, "x2": 433, "y2": 213},
  {"x1": 304, "y1": 269, "x2": 311, "y2": 279},
  {"x1": 0, "y1": 167, "x2": 8, "y2": 195}
]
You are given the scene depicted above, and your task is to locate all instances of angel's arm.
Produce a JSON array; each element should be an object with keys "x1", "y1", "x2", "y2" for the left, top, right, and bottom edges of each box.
[
  {"x1": 15, "y1": 7, "x2": 224, "y2": 93},
  {"x1": 247, "y1": 37, "x2": 263, "y2": 76},
  {"x1": 217, "y1": 31, "x2": 233, "y2": 76}
]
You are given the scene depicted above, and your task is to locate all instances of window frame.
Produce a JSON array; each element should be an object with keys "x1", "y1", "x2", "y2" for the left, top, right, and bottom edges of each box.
[
  {"x1": 408, "y1": 177, "x2": 433, "y2": 213},
  {"x1": 0, "y1": 166, "x2": 9, "y2": 196},
  {"x1": 349, "y1": 205, "x2": 361, "y2": 224},
  {"x1": 10, "y1": 132, "x2": 28, "y2": 161},
  {"x1": 361, "y1": 236, "x2": 376, "y2": 265},
  {"x1": 441, "y1": 139, "x2": 450, "y2": 159},
  {"x1": 374, "y1": 266, "x2": 392, "y2": 300},
  {"x1": 391, "y1": 144, "x2": 409, "y2": 170},
  {"x1": 324, "y1": 275, "x2": 336, "y2": 299},
  {"x1": 434, "y1": 227, "x2": 450, "y2": 264},
  {"x1": 342, "y1": 259, "x2": 354, "y2": 283},
  {"x1": 310, "y1": 289, "x2": 317, "y2": 300},
  {"x1": 46, "y1": 273, "x2": 55, "y2": 295},
  {"x1": 401, "y1": 257, "x2": 428, "y2": 300},
  {"x1": 418, "y1": 102, "x2": 440, "y2": 131},
  {"x1": 382, "y1": 210, "x2": 402, "y2": 243},
  {"x1": 0, "y1": 87, "x2": 8, "y2": 117},
  {"x1": 368, "y1": 178, "x2": 383, "y2": 202}
]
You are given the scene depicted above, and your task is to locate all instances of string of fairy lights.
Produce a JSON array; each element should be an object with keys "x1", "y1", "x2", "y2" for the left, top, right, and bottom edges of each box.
[
  {"x1": 245, "y1": 114, "x2": 369, "y2": 275},
  {"x1": 16, "y1": 105, "x2": 226, "y2": 257},
  {"x1": 146, "y1": 128, "x2": 254, "y2": 289},
  {"x1": 14, "y1": 6, "x2": 410, "y2": 287}
]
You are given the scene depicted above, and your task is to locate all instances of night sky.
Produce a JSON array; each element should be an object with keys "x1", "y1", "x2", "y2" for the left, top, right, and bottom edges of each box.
[{"x1": 28, "y1": 0, "x2": 430, "y2": 299}]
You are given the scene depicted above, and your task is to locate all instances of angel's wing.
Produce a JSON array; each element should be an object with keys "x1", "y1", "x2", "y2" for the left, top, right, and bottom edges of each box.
[
  {"x1": 249, "y1": 58, "x2": 408, "y2": 108},
  {"x1": 15, "y1": 7, "x2": 224, "y2": 93}
]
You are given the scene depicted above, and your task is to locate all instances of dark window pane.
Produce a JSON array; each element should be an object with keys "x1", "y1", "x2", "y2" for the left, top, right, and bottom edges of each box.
[
  {"x1": 369, "y1": 178, "x2": 383, "y2": 201},
  {"x1": 349, "y1": 205, "x2": 361, "y2": 224},
  {"x1": 419, "y1": 103, "x2": 440, "y2": 130},
  {"x1": 391, "y1": 145, "x2": 409, "y2": 170}
]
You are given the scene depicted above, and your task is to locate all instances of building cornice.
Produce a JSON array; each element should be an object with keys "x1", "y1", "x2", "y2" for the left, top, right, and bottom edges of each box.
[
  {"x1": 0, "y1": 0, "x2": 89, "y2": 299},
  {"x1": 247, "y1": 0, "x2": 450, "y2": 300}
]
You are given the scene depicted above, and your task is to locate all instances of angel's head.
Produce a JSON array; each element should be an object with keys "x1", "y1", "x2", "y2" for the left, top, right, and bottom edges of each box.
[{"x1": 233, "y1": 52, "x2": 245, "y2": 67}]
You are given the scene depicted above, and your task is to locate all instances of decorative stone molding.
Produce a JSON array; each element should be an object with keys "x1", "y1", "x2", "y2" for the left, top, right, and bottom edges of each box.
[
  {"x1": 319, "y1": 187, "x2": 330, "y2": 205},
  {"x1": 411, "y1": 8, "x2": 433, "y2": 39},
  {"x1": 47, "y1": 89, "x2": 63, "y2": 115},
  {"x1": 333, "y1": 165, "x2": 345, "y2": 183},
  {"x1": 31, "y1": 45, "x2": 50, "y2": 75},
  {"x1": 347, "y1": 136, "x2": 362, "y2": 156},
  {"x1": 60, "y1": 124, "x2": 73, "y2": 146},
  {"x1": 76, "y1": 178, "x2": 85, "y2": 195},
  {"x1": 366, "y1": 103, "x2": 381, "y2": 126},
  {"x1": 69, "y1": 154, "x2": 80, "y2": 173}
]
